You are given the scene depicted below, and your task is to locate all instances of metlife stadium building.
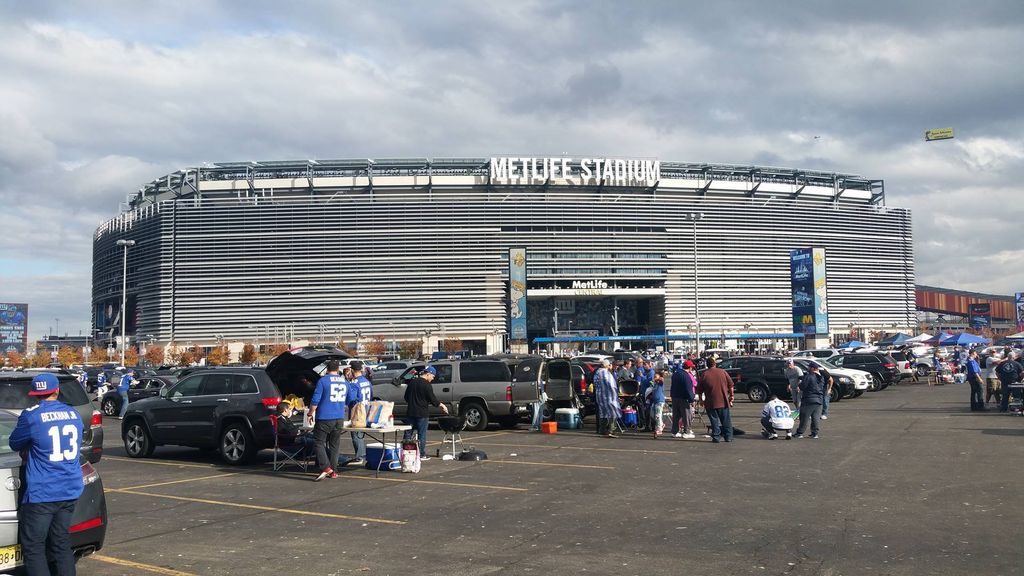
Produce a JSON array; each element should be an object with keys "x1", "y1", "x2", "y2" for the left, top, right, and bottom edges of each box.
[{"x1": 92, "y1": 157, "x2": 914, "y2": 354}]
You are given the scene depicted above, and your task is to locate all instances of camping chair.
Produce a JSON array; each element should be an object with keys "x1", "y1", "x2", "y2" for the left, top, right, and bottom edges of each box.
[{"x1": 271, "y1": 415, "x2": 313, "y2": 472}]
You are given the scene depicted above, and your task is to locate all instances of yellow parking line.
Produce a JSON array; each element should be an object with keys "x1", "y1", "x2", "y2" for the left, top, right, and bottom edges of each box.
[
  {"x1": 344, "y1": 475, "x2": 527, "y2": 492},
  {"x1": 482, "y1": 460, "x2": 614, "y2": 470},
  {"x1": 108, "y1": 489, "x2": 406, "y2": 525},
  {"x1": 88, "y1": 554, "x2": 197, "y2": 576},
  {"x1": 104, "y1": 456, "x2": 215, "y2": 469},
  {"x1": 425, "y1": 430, "x2": 511, "y2": 446},
  {"x1": 114, "y1": 473, "x2": 240, "y2": 491}
]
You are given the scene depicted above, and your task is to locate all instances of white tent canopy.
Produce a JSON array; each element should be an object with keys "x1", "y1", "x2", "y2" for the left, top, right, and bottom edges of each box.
[
  {"x1": 905, "y1": 333, "x2": 933, "y2": 343},
  {"x1": 1005, "y1": 331, "x2": 1024, "y2": 340}
]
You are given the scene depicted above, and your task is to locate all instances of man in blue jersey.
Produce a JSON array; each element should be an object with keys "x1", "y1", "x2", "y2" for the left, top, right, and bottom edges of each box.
[
  {"x1": 307, "y1": 360, "x2": 348, "y2": 481},
  {"x1": 9, "y1": 374, "x2": 84, "y2": 575},
  {"x1": 345, "y1": 361, "x2": 373, "y2": 466},
  {"x1": 94, "y1": 371, "x2": 108, "y2": 399},
  {"x1": 117, "y1": 369, "x2": 136, "y2": 418}
]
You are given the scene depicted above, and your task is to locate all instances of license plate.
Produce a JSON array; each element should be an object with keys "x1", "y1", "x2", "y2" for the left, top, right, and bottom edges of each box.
[{"x1": 0, "y1": 545, "x2": 21, "y2": 569}]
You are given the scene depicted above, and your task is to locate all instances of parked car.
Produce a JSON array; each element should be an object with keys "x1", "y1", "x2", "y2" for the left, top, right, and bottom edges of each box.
[
  {"x1": 0, "y1": 373, "x2": 103, "y2": 464},
  {"x1": 372, "y1": 361, "x2": 416, "y2": 384},
  {"x1": 717, "y1": 356, "x2": 849, "y2": 403},
  {"x1": 825, "y1": 353, "x2": 900, "y2": 390},
  {"x1": 792, "y1": 358, "x2": 869, "y2": 399},
  {"x1": 888, "y1": 351, "x2": 916, "y2": 382},
  {"x1": 121, "y1": 368, "x2": 286, "y2": 465},
  {"x1": 98, "y1": 375, "x2": 176, "y2": 417},
  {"x1": 0, "y1": 410, "x2": 107, "y2": 569},
  {"x1": 794, "y1": 349, "x2": 844, "y2": 359}
]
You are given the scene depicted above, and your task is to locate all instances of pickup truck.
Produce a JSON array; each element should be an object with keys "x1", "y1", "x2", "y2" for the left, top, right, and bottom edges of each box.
[{"x1": 375, "y1": 356, "x2": 576, "y2": 431}]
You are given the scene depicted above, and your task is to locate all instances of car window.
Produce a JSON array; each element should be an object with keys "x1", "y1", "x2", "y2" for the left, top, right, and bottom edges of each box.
[
  {"x1": 130, "y1": 379, "x2": 148, "y2": 390},
  {"x1": 170, "y1": 376, "x2": 203, "y2": 398},
  {"x1": 229, "y1": 374, "x2": 258, "y2": 394},
  {"x1": 548, "y1": 362, "x2": 570, "y2": 381},
  {"x1": 830, "y1": 356, "x2": 845, "y2": 366},
  {"x1": 457, "y1": 362, "x2": 509, "y2": 383},
  {"x1": 383, "y1": 363, "x2": 407, "y2": 371},
  {"x1": 0, "y1": 416, "x2": 14, "y2": 455},
  {"x1": 199, "y1": 374, "x2": 232, "y2": 396},
  {"x1": 433, "y1": 364, "x2": 453, "y2": 384},
  {"x1": 718, "y1": 359, "x2": 735, "y2": 369},
  {"x1": 764, "y1": 362, "x2": 785, "y2": 378},
  {"x1": 847, "y1": 356, "x2": 868, "y2": 365}
]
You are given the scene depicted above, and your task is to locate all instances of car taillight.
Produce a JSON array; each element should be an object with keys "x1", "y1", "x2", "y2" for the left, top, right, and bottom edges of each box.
[
  {"x1": 904, "y1": 362, "x2": 911, "y2": 369},
  {"x1": 70, "y1": 517, "x2": 103, "y2": 533},
  {"x1": 505, "y1": 386, "x2": 513, "y2": 402},
  {"x1": 884, "y1": 362, "x2": 896, "y2": 369},
  {"x1": 81, "y1": 461, "x2": 100, "y2": 486},
  {"x1": 262, "y1": 397, "x2": 280, "y2": 410},
  {"x1": 579, "y1": 377, "x2": 587, "y2": 393},
  {"x1": 90, "y1": 411, "x2": 102, "y2": 428}
]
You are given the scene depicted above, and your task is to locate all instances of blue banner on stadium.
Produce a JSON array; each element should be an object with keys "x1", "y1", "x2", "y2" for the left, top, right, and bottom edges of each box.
[
  {"x1": 509, "y1": 248, "x2": 528, "y2": 340},
  {"x1": 791, "y1": 248, "x2": 828, "y2": 335}
]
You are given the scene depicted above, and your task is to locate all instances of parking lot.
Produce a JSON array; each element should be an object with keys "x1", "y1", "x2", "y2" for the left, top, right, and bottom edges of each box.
[{"x1": 81, "y1": 383, "x2": 1022, "y2": 576}]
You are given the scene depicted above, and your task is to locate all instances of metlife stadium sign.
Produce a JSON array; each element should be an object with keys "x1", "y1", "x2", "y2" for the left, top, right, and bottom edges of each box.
[
  {"x1": 0, "y1": 303, "x2": 28, "y2": 354},
  {"x1": 490, "y1": 157, "x2": 660, "y2": 186},
  {"x1": 790, "y1": 248, "x2": 829, "y2": 336}
]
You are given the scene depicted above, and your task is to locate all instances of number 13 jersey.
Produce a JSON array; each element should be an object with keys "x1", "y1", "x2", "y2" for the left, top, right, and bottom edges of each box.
[{"x1": 8, "y1": 400, "x2": 84, "y2": 503}]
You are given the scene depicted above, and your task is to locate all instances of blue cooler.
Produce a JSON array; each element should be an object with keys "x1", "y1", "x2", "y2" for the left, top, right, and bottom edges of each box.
[
  {"x1": 365, "y1": 442, "x2": 401, "y2": 471},
  {"x1": 621, "y1": 408, "x2": 637, "y2": 427},
  {"x1": 554, "y1": 408, "x2": 581, "y2": 430}
]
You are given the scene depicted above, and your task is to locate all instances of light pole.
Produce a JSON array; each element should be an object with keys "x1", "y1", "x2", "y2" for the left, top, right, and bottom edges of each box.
[
  {"x1": 685, "y1": 213, "x2": 704, "y2": 356},
  {"x1": 116, "y1": 239, "x2": 135, "y2": 365}
]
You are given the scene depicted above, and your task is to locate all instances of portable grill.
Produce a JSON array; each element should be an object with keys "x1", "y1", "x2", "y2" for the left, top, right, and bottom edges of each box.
[{"x1": 437, "y1": 416, "x2": 467, "y2": 458}]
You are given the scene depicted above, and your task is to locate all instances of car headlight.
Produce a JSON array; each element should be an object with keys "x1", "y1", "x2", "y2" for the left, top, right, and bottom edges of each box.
[{"x1": 837, "y1": 376, "x2": 852, "y2": 384}]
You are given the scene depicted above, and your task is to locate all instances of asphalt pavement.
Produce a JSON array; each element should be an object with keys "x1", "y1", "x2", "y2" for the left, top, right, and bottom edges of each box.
[{"x1": 80, "y1": 382, "x2": 1023, "y2": 576}]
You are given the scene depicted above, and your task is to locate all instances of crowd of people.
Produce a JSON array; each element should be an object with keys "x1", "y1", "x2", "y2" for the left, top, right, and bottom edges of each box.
[{"x1": 937, "y1": 346, "x2": 1024, "y2": 412}]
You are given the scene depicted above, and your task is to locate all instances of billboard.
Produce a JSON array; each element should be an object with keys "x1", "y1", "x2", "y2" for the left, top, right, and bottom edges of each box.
[
  {"x1": 508, "y1": 247, "x2": 528, "y2": 340},
  {"x1": 969, "y1": 303, "x2": 992, "y2": 330},
  {"x1": 791, "y1": 248, "x2": 828, "y2": 335},
  {"x1": 925, "y1": 127, "x2": 955, "y2": 141},
  {"x1": 0, "y1": 303, "x2": 28, "y2": 354},
  {"x1": 1017, "y1": 292, "x2": 1024, "y2": 332}
]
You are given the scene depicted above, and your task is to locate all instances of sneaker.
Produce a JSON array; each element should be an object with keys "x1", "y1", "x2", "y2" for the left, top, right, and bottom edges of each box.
[
  {"x1": 605, "y1": 433, "x2": 618, "y2": 439},
  {"x1": 769, "y1": 433, "x2": 778, "y2": 440},
  {"x1": 673, "y1": 432, "x2": 683, "y2": 438},
  {"x1": 811, "y1": 434, "x2": 820, "y2": 439},
  {"x1": 420, "y1": 455, "x2": 431, "y2": 461},
  {"x1": 785, "y1": 433, "x2": 793, "y2": 440},
  {"x1": 821, "y1": 415, "x2": 828, "y2": 420},
  {"x1": 329, "y1": 471, "x2": 339, "y2": 479},
  {"x1": 795, "y1": 434, "x2": 804, "y2": 439},
  {"x1": 682, "y1": 432, "x2": 695, "y2": 439},
  {"x1": 315, "y1": 467, "x2": 334, "y2": 482},
  {"x1": 347, "y1": 458, "x2": 365, "y2": 467}
]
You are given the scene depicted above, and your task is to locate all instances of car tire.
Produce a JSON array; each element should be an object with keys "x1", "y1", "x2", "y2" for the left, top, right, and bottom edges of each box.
[
  {"x1": 915, "y1": 365, "x2": 929, "y2": 377},
  {"x1": 220, "y1": 424, "x2": 256, "y2": 465},
  {"x1": 829, "y1": 386, "x2": 842, "y2": 402},
  {"x1": 123, "y1": 421, "x2": 155, "y2": 458},
  {"x1": 541, "y1": 402, "x2": 555, "y2": 421},
  {"x1": 747, "y1": 383, "x2": 769, "y2": 403},
  {"x1": 101, "y1": 398, "x2": 118, "y2": 417},
  {"x1": 460, "y1": 401, "x2": 489, "y2": 431},
  {"x1": 851, "y1": 389, "x2": 864, "y2": 398},
  {"x1": 868, "y1": 374, "x2": 882, "y2": 391}
]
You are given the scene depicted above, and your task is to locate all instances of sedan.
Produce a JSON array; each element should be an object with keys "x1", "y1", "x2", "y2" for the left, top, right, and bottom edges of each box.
[
  {"x1": 0, "y1": 410, "x2": 107, "y2": 570},
  {"x1": 99, "y1": 376, "x2": 175, "y2": 417}
]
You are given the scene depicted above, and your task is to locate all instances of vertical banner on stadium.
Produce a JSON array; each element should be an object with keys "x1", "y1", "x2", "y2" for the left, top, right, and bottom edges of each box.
[
  {"x1": 1016, "y1": 292, "x2": 1024, "y2": 332},
  {"x1": 968, "y1": 303, "x2": 991, "y2": 330},
  {"x1": 508, "y1": 247, "x2": 528, "y2": 340},
  {"x1": 790, "y1": 248, "x2": 828, "y2": 335},
  {"x1": 0, "y1": 303, "x2": 29, "y2": 354}
]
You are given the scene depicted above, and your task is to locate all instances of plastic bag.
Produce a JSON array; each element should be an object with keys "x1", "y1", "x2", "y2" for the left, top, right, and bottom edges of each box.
[{"x1": 400, "y1": 440, "x2": 420, "y2": 473}]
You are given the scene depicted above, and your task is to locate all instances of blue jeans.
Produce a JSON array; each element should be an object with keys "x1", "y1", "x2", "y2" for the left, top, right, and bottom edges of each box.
[
  {"x1": 351, "y1": 432, "x2": 366, "y2": 460},
  {"x1": 20, "y1": 499, "x2": 76, "y2": 576},
  {"x1": 403, "y1": 416, "x2": 429, "y2": 455},
  {"x1": 822, "y1": 387, "x2": 830, "y2": 416},
  {"x1": 530, "y1": 401, "x2": 544, "y2": 430},
  {"x1": 118, "y1": 391, "x2": 130, "y2": 417},
  {"x1": 706, "y1": 407, "x2": 733, "y2": 441}
]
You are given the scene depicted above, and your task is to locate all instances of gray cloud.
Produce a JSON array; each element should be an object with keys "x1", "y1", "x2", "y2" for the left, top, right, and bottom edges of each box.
[{"x1": 1, "y1": 0, "x2": 1022, "y2": 338}]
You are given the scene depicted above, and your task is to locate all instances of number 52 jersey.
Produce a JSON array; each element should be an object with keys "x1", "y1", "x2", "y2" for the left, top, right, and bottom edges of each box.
[{"x1": 8, "y1": 400, "x2": 84, "y2": 504}]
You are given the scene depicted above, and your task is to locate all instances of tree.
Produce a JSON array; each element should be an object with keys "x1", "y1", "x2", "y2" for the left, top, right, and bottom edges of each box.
[
  {"x1": 30, "y1": 348, "x2": 51, "y2": 368},
  {"x1": 240, "y1": 343, "x2": 257, "y2": 364},
  {"x1": 336, "y1": 339, "x2": 358, "y2": 357},
  {"x1": 165, "y1": 342, "x2": 181, "y2": 366},
  {"x1": 57, "y1": 346, "x2": 83, "y2": 367},
  {"x1": 89, "y1": 347, "x2": 110, "y2": 364},
  {"x1": 3, "y1": 351, "x2": 24, "y2": 369},
  {"x1": 189, "y1": 344, "x2": 205, "y2": 365},
  {"x1": 443, "y1": 337, "x2": 463, "y2": 354},
  {"x1": 364, "y1": 336, "x2": 387, "y2": 357},
  {"x1": 207, "y1": 345, "x2": 232, "y2": 366},
  {"x1": 398, "y1": 340, "x2": 421, "y2": 359},
  {"x1": 145, "y1": 345, "x2": 165, "y2": 367},
  {"x1": 124, "y1": 346, "x2": 140, "y2": 367},
  {"x1": 270, "y1": 343, "x2": 290, "y2": 356}
]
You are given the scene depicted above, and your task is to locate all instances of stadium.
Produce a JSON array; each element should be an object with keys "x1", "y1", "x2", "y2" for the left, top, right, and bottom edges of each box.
[{"x1": 92, "y1": 157, "x2": 915, "y2": 355}]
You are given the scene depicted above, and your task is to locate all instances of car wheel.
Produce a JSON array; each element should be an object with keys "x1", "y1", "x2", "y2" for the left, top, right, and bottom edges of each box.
[
  {"x1": 868, "y1": 374, "x2": 882, "y2": 391},
  {"x1": 851, "y1": 389, "x2": 864, "y2": 398},
  {"x1": 747, "y1": 383, "x2": 769, "y2": 403},
  {"x1": 915, "y1": 365, "x2": 929, "y2": 377},
  {"x1": 829, "y1": 386, "x2": 842, "y2": 402},
  {"x1": 541, "y1": 402, "x2": 555, "y2": 421},
  {"x1": 220, "y1": 424, "x2": 256, "y2": 465},
  {"x1": 460, "y1": 401, "x2": 489, "y2": 431},
  {"x1": 123, "y1": 421, "x2": 155, "y2": 458},
  {"x1": 101, "y1": 398, "x2": 118, "y2": 417}
]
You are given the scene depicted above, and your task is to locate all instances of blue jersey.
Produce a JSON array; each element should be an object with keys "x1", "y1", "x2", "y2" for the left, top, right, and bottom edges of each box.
[
  {"x1": 96, "y1": 372, "x2": 106, "y2": 386},
  {"x1": 118, "y1": 373, "x2": 133, "y2": 393},
  {"x1": 310, "y1": 374, "x2": 348, "y2": 420},
  {"x1": 9, "y1": 400, "x2": 84, "y2": 504},
  {"x1": 346, "y1": 375, "x2": 373, "y2": 408},
  {"x1": 77, "y1": 373, "x2": 87, "y2": 388}
]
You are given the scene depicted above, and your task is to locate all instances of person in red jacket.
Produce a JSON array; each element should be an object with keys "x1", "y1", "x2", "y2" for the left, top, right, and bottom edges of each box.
[{"x1": 696, "y1": 356, "x2": 735, "y2": 443}]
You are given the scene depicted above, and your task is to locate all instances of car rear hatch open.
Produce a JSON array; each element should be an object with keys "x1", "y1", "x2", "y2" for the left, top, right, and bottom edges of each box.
[{"x1": 265, "y1": 346, "x2": 352, "y2": 402}]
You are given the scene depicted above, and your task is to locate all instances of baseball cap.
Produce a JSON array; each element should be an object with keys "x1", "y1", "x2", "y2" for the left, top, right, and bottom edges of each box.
[
  {"x1": 350, "y1": 361, "x2": 364, "y2": 371},
  {"x1": 808, "y1": 361, "x2": 822, "y2": 370},
  {"x1": 683, "y1": 360, "x2": 695, "y2": 369},
  {"x1": 422, "y1": 366, "x2": 438, "y2": 376},
  {"x1": 29, "y1": 373, "x2": 60, "y2": 396}
]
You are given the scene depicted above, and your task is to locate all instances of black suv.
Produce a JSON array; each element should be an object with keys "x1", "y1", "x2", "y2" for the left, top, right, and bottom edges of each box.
[
  {"x1": 717, "y1": 356, "x2": 845, "y2": 403},
  {"x1": 827, "y1": 353, "x2": 899, "y2": 390},
  {"x1": 121, "y1": 368, "x2": 283, "y2": 465}
]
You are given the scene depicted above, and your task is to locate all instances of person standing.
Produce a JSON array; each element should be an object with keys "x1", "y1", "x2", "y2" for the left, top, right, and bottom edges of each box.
[
  {"x1": 307, "y1": 360, "x2": 348, "y2": 481},
  {"x1": 966, "y1": 350, "x2": 985, "y2": 411},
  {"x1": 403, "y1": 366, "x2": 448, "y2": 459},
  {"x1": 9, "y1": 374, "x2": 84, "y2": 575},
  {"x1": 649, "y1": 369, "x2": 668, "y2": 438},
  {"x1": 985, "y1": 352, "x2": 1002, "y2": 406},
  {"x1": 345, "y1": 361, "x2": 372, "y2": 466},
  {"x1": 784, "y1": 359, "x2": 803, "y2": 409},
  {"x1": 821, "y1": 371, "x2": 834, "y2": 420},
  {"x1": 615, "y1": 359, "x2": 636, "y2": 382},
  {"x1": 529, "y1": 376, "x2": 546, "y2": 432},
  {"x1": 996, "y1": 350, "x2": 1023, "y2": 413},
  {"x1": 670, "y1": 360, "x2": 697, "y2": 439},
  {"x1": 795, "y1": 362, "x2": 826, "y2": 438},
  {"x1": 696, "y1": 356, "x2": 734, "y2": 443},
  {"x1": 117, "y1": 368, "x2": 136, "y2": 418},
  {"x1": 94, "y1": 370, "x2": 108, "y2": 400},
  {"x1": 76, "y1": 371, "x2": 87, "y2": 391},
  {"x1": 931, "y1": 350, "x2": 944, "y2": 385},
  {"x1": 593, "y1": 359, "x2": 621, "y2": 438}
]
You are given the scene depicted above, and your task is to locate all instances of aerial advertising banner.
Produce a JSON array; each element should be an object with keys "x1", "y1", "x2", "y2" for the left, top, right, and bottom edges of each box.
[
  {"x1": 508, "y1": 248, "x2": 528, "y2": 340},
  {"x1": 0, "y1": 303, "x2": 28, "y2": 354},
  {"x1": 791, "y1": 248, "x2": 828, "y2": 336}
]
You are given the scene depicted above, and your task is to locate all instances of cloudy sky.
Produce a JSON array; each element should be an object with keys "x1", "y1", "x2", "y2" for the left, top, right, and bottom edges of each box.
[{"x1": 1, "y1": 0, "x2": 1023, "y2": 340}]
